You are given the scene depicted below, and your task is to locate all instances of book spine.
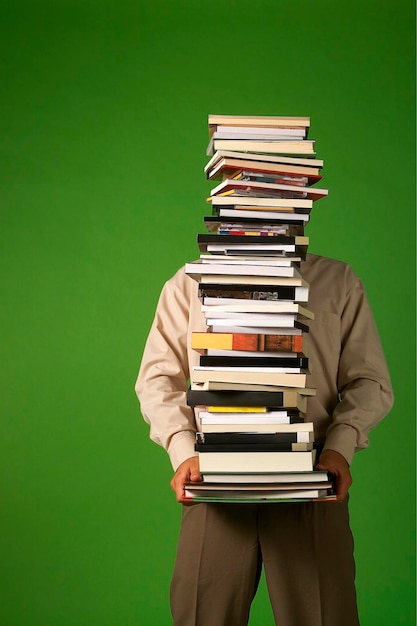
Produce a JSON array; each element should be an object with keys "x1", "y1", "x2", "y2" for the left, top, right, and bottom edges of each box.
[{"x1": 195, "y1": 443, "x2": 313, "y2": 452}]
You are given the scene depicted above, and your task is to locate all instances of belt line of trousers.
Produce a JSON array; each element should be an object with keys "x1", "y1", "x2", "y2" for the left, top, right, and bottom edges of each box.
[{"x1": 170, "y1": 498, "x2": 360, "y2": 626}]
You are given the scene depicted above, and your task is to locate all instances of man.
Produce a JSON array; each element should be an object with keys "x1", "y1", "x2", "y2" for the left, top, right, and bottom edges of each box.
[{"x1": 136, "y1": 252, "x2": 393, "y2": 626}]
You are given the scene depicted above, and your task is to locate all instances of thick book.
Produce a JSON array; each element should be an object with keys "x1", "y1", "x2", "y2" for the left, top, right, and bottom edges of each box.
[
  {"x1": 197, "y1": 275, "x2": 307, "y2": 287},
  {"x1": 208, "y1": 114, "x2": 311, "y2": 131},
  {"x1": 187, "y1": 388, "x2": 315, "y2": 410},
  {"x1": 207, "y1": 138, "x2": 316, "y2": 157},
  {"x1": 210, "y1": 179, "x2": 328, "y2": 201},
  {"x1": 191, "y1": 368, "x2": 307, "y2": 388},
  {"x1": 206, "y1": 155, "x2": 322, "y2": 182},
  {"x1": 185, "y1": 260, "x2": 301, "y2": 279},
  {"x1": 196, "y1": 432, "x2": 314, "y2": 444},
  {"x1": 198, "y1": 284, "x2": 309, "y2": 303},
  {"x1": 200, "y1": 421, "x2": 312, "y2": 434},
  {"x1": 191, "y1": 332, "x2": 304, "y2": 353},
  {"x1": 204, "y1": 149, "x2": 323, "y2": 177},
  {"x1": 184, "y1": 484, "x2": 334, "y2": 503},
  {"x1": 197, "y1": 449, "x2": 317, "y2": 472},
  {"x1": 200, "y1": 470, "x2": 329, "y2": 484}
]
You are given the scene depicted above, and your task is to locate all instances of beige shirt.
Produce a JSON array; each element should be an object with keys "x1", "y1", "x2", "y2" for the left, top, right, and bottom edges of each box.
[{"x1": 136, "y1": 253, "x2": 394, "y2": 470}]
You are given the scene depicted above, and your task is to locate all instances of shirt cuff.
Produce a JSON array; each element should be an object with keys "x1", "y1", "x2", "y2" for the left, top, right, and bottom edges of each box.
[
  {"x1": 322, "y1": 424, "x2": 358, "y2": 466},
  {"x1": 167, "y1": 430, "x2": 198, "y2": 471}
]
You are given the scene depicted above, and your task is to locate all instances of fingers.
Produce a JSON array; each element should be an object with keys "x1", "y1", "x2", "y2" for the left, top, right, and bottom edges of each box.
[
  {"x1": 170, "y1": 456, "x2": 202, "y2": 504},
  {"x1": 316, "y1": 449, "x2": 352, "y2": 502}
]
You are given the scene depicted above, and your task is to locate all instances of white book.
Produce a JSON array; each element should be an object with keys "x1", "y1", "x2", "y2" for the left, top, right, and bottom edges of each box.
[
  {"x1": 198, "y1": 275, "x2": 306, "y2": 286},
  {"x1": 201, "y1": 303, "x2": 313, "y2": 318},
  {"x1": 217, "y1": 208, "x2": 310, "y2": 222},
  {"x1": 206, "y1": 319, "x2": 304, "y2": 329},
  {"x1": 199, "y1": 255, "x2": 297, "y2": 267},
  {"x1": 198, "y1": 450, "x2": 316, "y2": 473},
  {"x1": 209, "y1": 325, "x2": 304, "y2": 334},
  {"x1": 211, "y1": 195, "x2": 313, "y2": 209},
  {"x1": 186, "y1": 261, "x2": 300, "y2": 278},
  {"x1": 213, "y1": 126, "x2": 307, "y2": 138},
  {"x1": 200, "y1": 419, "x2": 313, "y2": 432},
  {"x1": 201, "y1": 470, "x2": 328, "y2": 484}
]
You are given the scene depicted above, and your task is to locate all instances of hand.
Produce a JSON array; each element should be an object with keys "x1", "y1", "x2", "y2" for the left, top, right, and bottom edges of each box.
[
  {"x1": 316, "y1": 449, "x2": 352, "y2": 502},
  {"x1": 170, "y1": 456, "x2": 202, "y2": 504}
]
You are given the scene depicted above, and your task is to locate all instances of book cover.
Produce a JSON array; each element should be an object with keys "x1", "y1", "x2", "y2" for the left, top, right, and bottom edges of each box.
[{"x1": 191, "y1": 332, "x2": 304, "y2": 353}]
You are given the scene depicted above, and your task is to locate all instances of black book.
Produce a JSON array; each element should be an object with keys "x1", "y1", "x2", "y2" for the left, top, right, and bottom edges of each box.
[
  {"x1": 199, "y1": 284, "x2": 305, "y2": 301},
  {"x1": 199, "y1": 356, "x2": 309, "y2": 368},
  {"x1": 195, "y1": 442, "x2": 313, "y2": 452},
  {"x1": 197, "y1": 432, "x2": 306, "y2": 444},
  {"x1": 198, "y1": 234, "x2": 304, "y2": 245},
  {"x1": 186, "y1": 388, "x2": 309, "y2": 412}
]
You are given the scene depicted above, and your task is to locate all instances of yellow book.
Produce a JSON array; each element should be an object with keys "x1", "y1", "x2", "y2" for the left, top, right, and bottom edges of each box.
[{"x1": 207, "y1": 406, "x2": 267, "y2": 413}]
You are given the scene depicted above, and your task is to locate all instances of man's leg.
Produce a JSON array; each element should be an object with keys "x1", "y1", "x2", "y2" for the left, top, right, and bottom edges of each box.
[
  {"x1": 259, "y1": 499, "x2": 360, "y2": 626},
  {"x1": 170, "y1": 503, "x2": 261, "y2": 626}
]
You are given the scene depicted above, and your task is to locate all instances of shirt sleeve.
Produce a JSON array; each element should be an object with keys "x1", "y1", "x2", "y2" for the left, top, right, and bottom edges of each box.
[
  {"x1": 135, "y1": 270, "x2": 198, "y2": 471},
  {"x1": 323, "y1": 275, "x2": 394, "y2": 465}
]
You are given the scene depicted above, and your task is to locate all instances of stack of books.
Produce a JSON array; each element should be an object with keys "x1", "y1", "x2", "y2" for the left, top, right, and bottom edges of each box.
[{"x1": 184, "y1": 114, "x2": 335, "y2": 503}]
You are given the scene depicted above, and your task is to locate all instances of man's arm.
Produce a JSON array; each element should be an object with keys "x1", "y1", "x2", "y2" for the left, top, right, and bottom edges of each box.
[
  {"x1": 317, "y1": 273, "x2": 394, "y2": 498},
  {"x1": 135, "y1": 268, "x2": 199, "y2": 475}
]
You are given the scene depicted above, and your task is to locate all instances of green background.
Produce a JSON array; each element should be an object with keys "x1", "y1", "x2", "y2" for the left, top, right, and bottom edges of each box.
[{"x1": 1, "y1": 1, "x2": 415, "y2": 624}]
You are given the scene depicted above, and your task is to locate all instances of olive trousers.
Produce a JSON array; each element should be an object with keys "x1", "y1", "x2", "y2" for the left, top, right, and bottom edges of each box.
[{"x1": 170, "y1": 499, "x2": 360, "y2": 626}]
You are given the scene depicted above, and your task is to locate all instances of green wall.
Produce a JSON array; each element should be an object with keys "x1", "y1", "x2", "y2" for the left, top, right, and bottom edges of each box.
[{"x1": 1, "y1": 1, "x2": 415, "y2": 624}]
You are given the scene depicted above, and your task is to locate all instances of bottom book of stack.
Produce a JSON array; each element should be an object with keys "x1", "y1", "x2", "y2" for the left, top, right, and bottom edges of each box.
[{"x1": 184, "y1": 470, "x2": 336, "y2": 503}]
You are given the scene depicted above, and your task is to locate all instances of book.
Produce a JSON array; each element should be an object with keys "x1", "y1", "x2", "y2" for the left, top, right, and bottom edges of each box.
[
  {"x1": 183, "y1": 482, "x2": 334, "y2": 503},
  {"x1": 200, "y1": 470, "x2": 329, "y2": 484},
  {"x1": 200, "y1": 421, "x2": 313, "y2": 434},
  {"x1": 210, "y1": 126, "x2": 308, "y2": 139},
  {"x1": 185, "y1": 261, "x2": 302, "y2": 279},
  {"x1": 201, "y1": 303, "x2": 313, "y2": 317},
  {"x1": 197, "y1": 449, "x2": 317, "y2": 472},
  {"x1": 198, "y1": 234, "x2": 308, "y2": 246},
  {"x1": 211, "y1": 195, "x2": 313, "y2": 209},
  {"x1": 198, "y1": 285, "x2": 309, "y2": 302},
  {"x1": 213, "y1": 208, "x2": 311, "y2": 222},
  {"x1": 208, "y1": 114, "x2": 311, "y2": 131},
  {"x1": 207, "y1": 139, "x2": 316, "y2": 157},
  {"x1": 206, "y1": 155, "x2": 322, "y2": 182},
  {"x1": 196, "y1": 431, "x2": 314, "y2": 444},
  {"x1": 206, "y1": 319, "x2": 309, "y2": 331},
  {"x1": 197, "y1": 275, "x2": 308, "y2": 287},
  {"x1": 199, "y1": 255, "x2": 300, "y2": 266},
  {"x1": 204, "y1": 217, "x2": 306, "y2": 233},
  {"x1": 204, "y1": 150, "x2": 324, "y2": 176},
  {"x1": 210, "y1": 179, "x2": 328, "y2": 201},
  {"x1": 191, "y1": 332, "x2": 304, "y2": 352},
  {"x1": 191, "y1": 368, "x2": 307, "y2": 388},
  {"x1": 198, "y1": 411, "x2": 304, "y2": 424},
  {"x1": 199, "y1": 355, "x2": 309, "y2": 368},
  {"x1": 187, "y1": 388, "x2": 315, "y2": 410},
  {"x1": 195, "y1": 442, "x2": 313, "y2": 452}
]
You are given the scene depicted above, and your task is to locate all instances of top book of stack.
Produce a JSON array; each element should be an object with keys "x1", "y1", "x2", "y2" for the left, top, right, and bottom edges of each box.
[{"x1": 207, "y1": 115, "x2": 314, "y2": 157}]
